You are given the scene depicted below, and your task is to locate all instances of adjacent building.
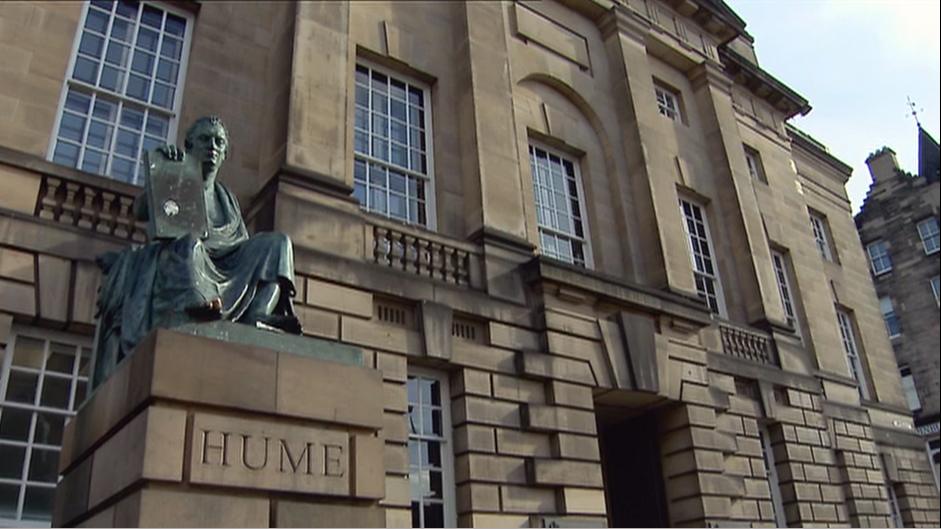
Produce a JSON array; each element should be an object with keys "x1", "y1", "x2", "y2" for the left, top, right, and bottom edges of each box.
[
  {"x1": 855, "y1": 127, "x2": 941, "y2": 488},
  {"x1": 0, "y1": 0, "x2": 938, "y2": 527}
]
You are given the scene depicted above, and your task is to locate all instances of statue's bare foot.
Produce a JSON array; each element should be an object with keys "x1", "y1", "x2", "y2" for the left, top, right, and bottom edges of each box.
[{"x1": 186, "y1": 297, "x2": 223, "y2": 320}]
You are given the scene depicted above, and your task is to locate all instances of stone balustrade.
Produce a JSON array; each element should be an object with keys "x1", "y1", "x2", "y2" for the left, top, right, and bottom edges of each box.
[
  {"x1": 718, "y1": 321, "x2": 778, "y2": 366},
  {"x1": 368, "y1": 220, "x2": 480, "y2": 288},
  {"x1": 35, "y1": 173, "x2": 145, "y2": 242}
]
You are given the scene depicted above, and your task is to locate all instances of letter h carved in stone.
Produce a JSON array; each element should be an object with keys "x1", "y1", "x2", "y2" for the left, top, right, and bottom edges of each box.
[{"x1": 201, "y1": 430, "x2": 231, "y2": 466}]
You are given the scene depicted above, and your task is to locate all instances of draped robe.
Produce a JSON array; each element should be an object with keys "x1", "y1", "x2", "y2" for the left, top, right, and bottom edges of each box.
[{"x1": 93, "y1": 180, "x2": 295, "y2": 386}]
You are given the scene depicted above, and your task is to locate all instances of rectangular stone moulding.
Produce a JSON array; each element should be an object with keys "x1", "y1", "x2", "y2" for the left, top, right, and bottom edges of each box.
[
  {"x1": 190, "y1": 412, "x2": 351, "y2": 496},
  {"x1": 53, "y1": 327, "x2": 385, "y2": 528}
]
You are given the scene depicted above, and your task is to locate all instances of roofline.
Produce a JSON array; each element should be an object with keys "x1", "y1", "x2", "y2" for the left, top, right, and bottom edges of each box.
[
  {"x1": 787, "y1": 124, "x2": 853, "y2": 175},
  {"x1": 720, "y1": 47, "x2": 811, "y2": 119}
]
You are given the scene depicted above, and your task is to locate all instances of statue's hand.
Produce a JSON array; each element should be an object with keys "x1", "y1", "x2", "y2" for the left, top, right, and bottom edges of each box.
[{"x1": 157, "y1": 144, "x2": 185, "y2": 162}]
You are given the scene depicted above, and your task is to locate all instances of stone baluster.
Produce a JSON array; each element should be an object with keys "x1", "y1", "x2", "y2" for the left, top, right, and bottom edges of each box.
[
  {"x1": 455, "y1": 249, "x2": 469, "y2": 285},
  {"x1": 442, "y1": 246, "x2": 456, "y2": 284},
  {"x1": 416, "y1": 239, "x2": 430, "y2": 277},
  {"x1": 37, "y1": 176, "x2": 59, "y2": 220},
  {"x1": 77, "y1": 185, "x2": 97, "y2": 230},
  {"x1": 60, "y1": 182, "x2": 82, "y2": 226},
  {"x1": 113, "y1": 195, "x2": 135, "y2": 239},
  {"x1": 374, "y1": 227, "x2": 389, "y2": 265},
  {"x1": 403, "y1": 235, "x2": 417, "y2": 274},
  {"x1": 98, "y1": 191, "x2": 118, "y2": 236}
]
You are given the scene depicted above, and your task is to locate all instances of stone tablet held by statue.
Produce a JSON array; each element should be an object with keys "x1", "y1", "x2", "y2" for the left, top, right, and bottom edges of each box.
[{"x1": 144, "y1": 148, "x2": 208, "y2": 239}]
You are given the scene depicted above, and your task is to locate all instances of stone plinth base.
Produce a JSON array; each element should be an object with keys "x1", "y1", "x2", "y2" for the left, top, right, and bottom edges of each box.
[{"x1": 53, "y1": 327, "x2": 386, "y2": 527}]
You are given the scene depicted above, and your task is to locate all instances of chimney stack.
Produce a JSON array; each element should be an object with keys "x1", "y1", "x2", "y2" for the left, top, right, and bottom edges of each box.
[{"x1": 865, "y1": 147, "x2": 899, "y2": 184}]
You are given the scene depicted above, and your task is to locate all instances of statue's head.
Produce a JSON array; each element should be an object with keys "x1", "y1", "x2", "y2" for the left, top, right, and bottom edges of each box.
[{"x1": 184, "y1": 116, "x2": 229, "y2": 173}]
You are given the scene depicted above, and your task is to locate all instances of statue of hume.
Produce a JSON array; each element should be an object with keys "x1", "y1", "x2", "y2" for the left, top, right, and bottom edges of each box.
[{"x1": 93, "y1": 116, "x2": 302, "y2": 386}]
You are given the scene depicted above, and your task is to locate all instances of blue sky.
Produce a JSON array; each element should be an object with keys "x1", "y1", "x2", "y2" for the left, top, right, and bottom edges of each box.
[{"x1": 725, "y1": 0, "x2": 941, "y2": 213}]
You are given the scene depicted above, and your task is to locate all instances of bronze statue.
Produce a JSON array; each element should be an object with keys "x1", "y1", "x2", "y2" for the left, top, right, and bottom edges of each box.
[{"x1": 93, "y1": 116, "x2": 301, "y2": 387}]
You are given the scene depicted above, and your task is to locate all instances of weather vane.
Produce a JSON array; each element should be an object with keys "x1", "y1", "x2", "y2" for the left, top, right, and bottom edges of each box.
[{"x1": 906, "y1": 96, "x2": 922, "y2": 127}]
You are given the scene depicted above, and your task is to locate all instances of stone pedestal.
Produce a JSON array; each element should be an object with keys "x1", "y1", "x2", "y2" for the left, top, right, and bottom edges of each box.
[{"x1": 53, "y1": 326, "x2": 386, "y2": 527}]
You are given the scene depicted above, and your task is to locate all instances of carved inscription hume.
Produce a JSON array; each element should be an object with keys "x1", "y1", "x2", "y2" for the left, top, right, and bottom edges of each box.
[{"x1": 190, "y1": 412, "x2": 350, "y2": 496}]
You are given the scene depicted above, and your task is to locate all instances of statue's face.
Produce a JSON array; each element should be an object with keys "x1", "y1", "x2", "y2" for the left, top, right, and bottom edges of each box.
[{"x1": 188, "y1": 122, "x2": 228, "y2": 172}]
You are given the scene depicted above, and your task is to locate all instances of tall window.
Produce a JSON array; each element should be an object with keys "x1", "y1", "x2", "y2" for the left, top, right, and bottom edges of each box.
[
  {"x1": 881, "y1": 463, "x2": 903, "y2": 528},
  {"x1": 917, "y1": 217, "x2": 940, "y2": 254},
  {"x1": 879, "y1": 297, "x2": 901, "y2": 338},
  {"x1": 407, "y1": 370, "x2": 454, "y2": 528},
  {"x1": 654, "y1": 83, "x2": 681, "y2": 121},
  {"x1": 835, "y1": 308, "x2": 869, "y2": 400},
  {"x1": 899, "y1": 366, "x2": 921, "y2": 412},
  {"x1": 0, "y1": 329, "x2": 91, "y2": 524},
  {"x1": 809, "y1": 211, "x2": 834, "y2": 262},
  {"x1": 758, "y1": 424, "x2": 787, "y2": 527},
  {"x1": 744, "y1": 145, "x2": 768, "y2": 184},
  {"x1": 50, "y1": 0, "x2": 192, "y2": 185},
  {"x1": 866, "y1": 240, "x2": 892, "y2": 275},
  {"x1": 529, "y1": 144, "x2": 591, "y2": 267},
  {"x1": 679, "y1": 198, "x2": 725, "y2": 315},
  {"x1": 771, "y1": 250, "x2": 800, "y2": 333},
  {"x1": 353, "y1": 63, "x2": 432, "y2": 227}
]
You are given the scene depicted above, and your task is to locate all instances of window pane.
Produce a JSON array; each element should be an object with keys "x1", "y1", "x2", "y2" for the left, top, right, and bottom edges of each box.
[
  {"x1": 0, "y1": 444, "x2": 26, "y2": 479},
  {"x1": 53, "y1": 142, "x2": 80, "y2": 167},
  {"x1": 40, "y1": 376, "x2": 72, "y2": 409},
  {"x1": 85, "y1": 8, "x2": 109, "y2": 33},
  {"x1": 22, "y1": 486, "x2": 54, "y2": 521},
  {"x1": 423, "y1": 503, "x2": 444, "y2": 528},
  {"x1": 131, "y1": 50, "x2": 156, "y2": 76},
  {"x1": 126, "y1": 74, "x2": 150, "y2": 101},
  {"x1": 141, "y1": 5, "x2": 163, "y2": 28},
  {"x1": 0, "y1": 484, "x2": 19, "y2": 519},
  {"x1": 136, "y1": 27, "x2": 159, "y2": 52},
  {"x1": 105, "y1": 41, "x2": 130, "y2": 67},
  {"x1": 33, "y1": 413, "x2": 65, "y2": 446},
  {"x1": 79, "y1": 33, "x2": 105, "y2": 59},
  {"x1": 116, "y1": 0, "x2": 139, "y2": 19},
  {"x1": 47, "y1": 343, "x2": 76, "y2": 374},
  {"x1": 110, "y1": 17, "x2": 132, "y2": 43},
  {"x1": 165, "y1": 14, "x2": 186, "y2": 37},
  {"x1": 160, "y1": 37, "x2": 183, "y2": 61},
  {"x1": 0, "y1": 408, "x2": 33, "y2": 442},
  {"x1": 87, "y1": 121, "x2": 114, "y2": 150},
  {"x1": 99, "y1": 65, "x2": 125, "y2": 91},
  {"x1": 151, "y1": 82, "x2": 173, "y2": 108},
  {"x1": 6, "y1": 372, "x2": 38, "y2": 404},
  {"x1": 27, "y1": 448, "x2": 59, "y2": 483},
  {"x1": 73, "y1": 56, "x2": 100, "y2": 83}
]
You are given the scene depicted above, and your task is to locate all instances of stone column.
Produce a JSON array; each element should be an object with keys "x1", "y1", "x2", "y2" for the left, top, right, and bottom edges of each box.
[
  {"x1": 687, "y1": 62, "x2": 787, "y2": 327},
  {"x1": 286, "y1": 1, "x2": 353, "y2": 191}
]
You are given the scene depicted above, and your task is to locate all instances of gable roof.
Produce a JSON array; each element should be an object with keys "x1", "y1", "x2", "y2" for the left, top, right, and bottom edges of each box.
[{"x1": 918, "y1": 126, "x2": 940, "y2": 183}]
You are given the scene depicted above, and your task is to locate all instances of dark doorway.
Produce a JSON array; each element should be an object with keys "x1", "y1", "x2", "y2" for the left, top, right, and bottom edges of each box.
[{"x1": 598, "y1": 408, "x2": 669, "y2": 527}]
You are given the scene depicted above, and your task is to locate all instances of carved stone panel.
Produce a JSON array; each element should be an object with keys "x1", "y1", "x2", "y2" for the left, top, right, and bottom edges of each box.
[{"x1": 190, "y1": 412, "x2": 350, "y2": 496}]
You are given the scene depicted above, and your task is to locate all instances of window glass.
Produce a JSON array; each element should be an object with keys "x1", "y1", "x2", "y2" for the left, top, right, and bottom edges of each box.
[
  {"x1": 51, "y1": 1, "x2": 191, "y2": 185},
  {"x1": 407, "y1": 371, "x2": 454, "y2": 528},
  {"x1": 353, "y1": 64, "x2": 431, "y2": 226},
  {"x1": 879, "y1": 297, "x2": 901, "y2": 338},
  {"x1": 835, "y1": 309, "x2": 869, "y2": 400},
  {"x1": 0, "y1": 330, "x2": 91, "y2": 524},
  {"x1": 866, "y1": 240, "x2": 892, "y2": 275},
  {"x1": 809, "y1": 212, "x2": 833, "y2": 261},
  {"x1": 654, "y1": 84, "x2": 680, "y2": 121},
  {"x1": 771, "y1": 250, "x2": 799, "y2": 334},
  {"x1": 529, "y1": 145, "x2": 590, "y2": 268},
  {"x1": 917, "y1": 217, "x2": 940, "y2": 254},
  {"x1": 744, "y1": 145, "x2": 767, "y2": 183},
  {"x1": 680, "y1": 199, "x2": 725, "y2": 315}
]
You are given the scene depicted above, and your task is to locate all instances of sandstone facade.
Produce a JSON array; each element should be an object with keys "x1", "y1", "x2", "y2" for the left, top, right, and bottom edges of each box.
[{"x1": 0, "y1": 0, "x2": 937, "y2": 527}]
